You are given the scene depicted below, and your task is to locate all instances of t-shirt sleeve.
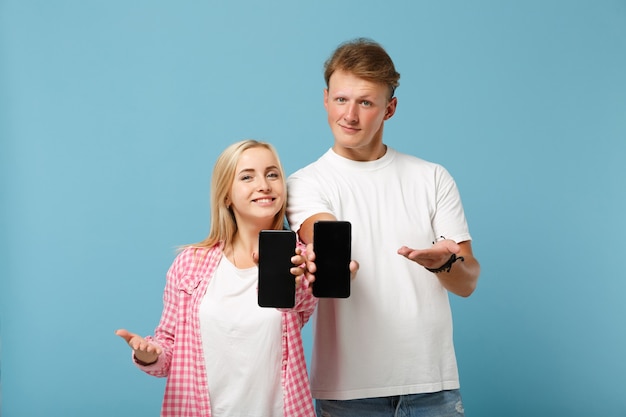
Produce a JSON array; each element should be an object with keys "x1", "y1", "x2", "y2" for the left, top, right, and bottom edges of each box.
[
  {"x1": 286, "y1": 168, "x2": 335, "y2": 234},
  {"x1": 432, "y1": 165, "x2": 472, "y2": 243}
]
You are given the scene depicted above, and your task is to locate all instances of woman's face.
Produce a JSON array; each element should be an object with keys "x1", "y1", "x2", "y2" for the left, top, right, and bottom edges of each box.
[{"x1": 226, "y1": 147, "x2": 285, "y2": 229}]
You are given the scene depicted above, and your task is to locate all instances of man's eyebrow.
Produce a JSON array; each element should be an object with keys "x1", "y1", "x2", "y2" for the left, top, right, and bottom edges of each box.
[{"x1": 330, "y1": 91, "x2": 377, "y2": 100}]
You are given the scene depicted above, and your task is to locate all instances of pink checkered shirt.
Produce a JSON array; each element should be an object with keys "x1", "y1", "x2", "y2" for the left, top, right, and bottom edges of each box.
[{"x1": 135, "y1": 243, "x2": 317, "y2": 417}]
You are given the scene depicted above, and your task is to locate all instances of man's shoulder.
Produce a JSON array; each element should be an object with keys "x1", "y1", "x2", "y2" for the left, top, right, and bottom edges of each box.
[
  {"x1": 288, "y1": 150, "x2": 332, "y2": 180},
  {"x1": 390, "y1": 147, "x2": 443, "y2": 170}
]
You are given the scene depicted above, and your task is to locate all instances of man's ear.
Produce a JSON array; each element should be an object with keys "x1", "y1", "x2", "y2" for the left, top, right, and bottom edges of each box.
[{"x1": 384, "y1": 97, "x2": 398, "y2": 120}]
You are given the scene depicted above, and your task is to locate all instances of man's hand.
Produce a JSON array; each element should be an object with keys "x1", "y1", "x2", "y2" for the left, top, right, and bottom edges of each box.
[
  {"x1": 397, "y1": 239, "x2": 461, "y2": 270},
  {"x1": 303, "y1": 243, "x2": 359, "y2": 294},
  {"x1": 398, "y1": 239, "x2": 479, "y2": 297}
]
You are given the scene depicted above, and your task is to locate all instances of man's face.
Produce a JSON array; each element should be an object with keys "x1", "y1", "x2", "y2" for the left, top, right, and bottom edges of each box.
[{"x1": 324, "y1": 69, "x2": 397, "y2": 161}]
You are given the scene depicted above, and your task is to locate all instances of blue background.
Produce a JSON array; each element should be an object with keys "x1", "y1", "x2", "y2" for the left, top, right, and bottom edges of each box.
[{"x1": 1, "y1": 1, "x2": 625, "y2": 416}]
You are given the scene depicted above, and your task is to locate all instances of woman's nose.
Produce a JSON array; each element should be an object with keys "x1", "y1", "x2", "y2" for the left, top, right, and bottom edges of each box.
[{"x1": 257, "y1": 178, "x2": 271, "y2": 191}]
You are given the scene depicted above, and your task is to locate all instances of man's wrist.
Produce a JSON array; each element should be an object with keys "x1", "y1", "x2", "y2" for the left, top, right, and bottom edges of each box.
[{"x1": 425, "y1": 254, "x2": 464, "y2": 273}]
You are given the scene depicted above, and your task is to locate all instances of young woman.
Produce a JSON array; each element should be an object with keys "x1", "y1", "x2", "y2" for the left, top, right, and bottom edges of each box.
[{"x1": 116, "y1": 140, "x2": 317, "y2": 417}]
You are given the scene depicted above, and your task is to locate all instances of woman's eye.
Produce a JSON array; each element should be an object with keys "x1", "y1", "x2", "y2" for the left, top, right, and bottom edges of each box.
[{"x1": 267, "y1": 172, "x2": 280, "y2": 179}]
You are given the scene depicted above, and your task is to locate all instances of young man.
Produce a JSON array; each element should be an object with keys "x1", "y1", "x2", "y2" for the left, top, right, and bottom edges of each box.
[{"x1": 287, "y1": 38, "x2": 480, "y2": 416}]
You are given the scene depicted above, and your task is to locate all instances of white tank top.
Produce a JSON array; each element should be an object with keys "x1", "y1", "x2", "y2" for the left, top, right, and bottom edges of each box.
[{"x1": 199, "y1": 255, "x2": 284, "y2": 416}]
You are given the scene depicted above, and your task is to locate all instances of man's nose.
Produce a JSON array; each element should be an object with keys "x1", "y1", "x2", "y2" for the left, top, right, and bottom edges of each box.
[{"x1": 343, "y1": 103, "x2": 358, "y2": 123}]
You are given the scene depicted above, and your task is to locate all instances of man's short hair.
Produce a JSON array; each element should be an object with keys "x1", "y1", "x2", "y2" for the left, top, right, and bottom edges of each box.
[{"x1": 324, "y1": 38, "x2": 400, "y2": 99}]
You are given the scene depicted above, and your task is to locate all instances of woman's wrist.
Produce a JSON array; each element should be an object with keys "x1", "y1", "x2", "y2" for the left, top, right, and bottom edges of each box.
[{"x1": 133, "y1": 354, "x2": 158, "y2": 366}]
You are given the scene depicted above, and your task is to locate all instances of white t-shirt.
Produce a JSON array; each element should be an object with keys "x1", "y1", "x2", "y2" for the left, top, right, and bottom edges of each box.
[
  {"x1": 199, "y1": 256, "x2": 284, "y2": 416},
  {"x1": 287, "y1": 147, "x2": 471, "y2": 400}
]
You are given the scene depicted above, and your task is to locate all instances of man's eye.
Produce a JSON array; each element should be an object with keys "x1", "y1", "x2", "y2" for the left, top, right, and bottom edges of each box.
[
  {"x1": 361, "y1": 101, "x2": 372, "y2": 107},
  {"x1": 336, "y1": 97, "x2": 346, "y2": 103}
]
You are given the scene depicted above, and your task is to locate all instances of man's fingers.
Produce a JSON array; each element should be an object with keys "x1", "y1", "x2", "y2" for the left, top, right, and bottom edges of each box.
[
  {"x1": 440, "y1": 239, "x2": 461, "y2": 254},
  {"x1": 349, "y1": 260, "x2": 359, "y2": 280}
]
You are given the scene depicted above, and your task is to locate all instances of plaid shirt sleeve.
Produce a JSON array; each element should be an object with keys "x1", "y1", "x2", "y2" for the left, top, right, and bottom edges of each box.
[
  {"x1": 281, "y1": 241, "x2": 317, "y2": 416},
  {"x1": 282, "y1": 292, "x2": 317, "y2": 416},
  {"x1": 135, "y1": 247, "x2": 220, "y2": 417}
]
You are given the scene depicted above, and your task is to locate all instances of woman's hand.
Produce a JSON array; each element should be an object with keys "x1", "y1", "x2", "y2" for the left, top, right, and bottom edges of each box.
[
  {"x1": 115, "y1": 328, "x2": 162, "y2": 365},
  {"x1": 290, "y1": 246, "x2": 308, "y2": 288}
]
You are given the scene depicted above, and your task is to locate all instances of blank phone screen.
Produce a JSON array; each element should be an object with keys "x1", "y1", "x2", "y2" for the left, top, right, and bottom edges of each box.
[
  {"x1": 313, "y1": 221, "x2": 351, "y2": 298},
  {"x1": 258, "y1": 230, "x2": 296, "y2": 308}
]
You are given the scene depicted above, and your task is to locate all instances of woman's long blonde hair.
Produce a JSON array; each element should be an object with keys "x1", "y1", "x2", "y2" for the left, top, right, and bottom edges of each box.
[{"x1": 188, "y1": 140, "x2": 287, "y2": 249}]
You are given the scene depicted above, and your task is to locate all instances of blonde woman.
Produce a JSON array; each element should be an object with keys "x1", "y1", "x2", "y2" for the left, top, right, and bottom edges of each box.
[{"x1": 117, "y1": 140, "x2": 317, "y2": 417}]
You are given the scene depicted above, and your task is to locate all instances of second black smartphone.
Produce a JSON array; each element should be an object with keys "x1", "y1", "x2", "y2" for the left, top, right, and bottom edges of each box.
[
  {"x1": 313, "y1": 220, "x2": 351, "y2": 298},
  {"x1": 257, "y1": 230, "x2": 297, "y2": 308}
]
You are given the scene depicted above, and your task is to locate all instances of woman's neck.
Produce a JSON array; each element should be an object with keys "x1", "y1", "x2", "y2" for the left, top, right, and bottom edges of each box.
[{"x1": 228, "y1": 231, "x2": 259, "y2": 269}]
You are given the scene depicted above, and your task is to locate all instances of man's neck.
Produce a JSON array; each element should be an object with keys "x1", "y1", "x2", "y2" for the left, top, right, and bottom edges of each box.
[{"x1": 333, "y1": 143, "x2": 387, "y2": 162}]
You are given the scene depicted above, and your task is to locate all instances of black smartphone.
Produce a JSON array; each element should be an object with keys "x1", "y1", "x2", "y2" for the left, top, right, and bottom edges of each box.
[
  {"x1": 257, "y1": 230, "x2": 297, "y2": 308},
  {"x1": 312, "y1": 220, "x2": 351, "y2": 298}
]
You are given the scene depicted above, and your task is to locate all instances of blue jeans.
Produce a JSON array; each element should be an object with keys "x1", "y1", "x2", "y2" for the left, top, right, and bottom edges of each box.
[{"x1": 315, "y1": 390, "x2": 465, "y2": 417}]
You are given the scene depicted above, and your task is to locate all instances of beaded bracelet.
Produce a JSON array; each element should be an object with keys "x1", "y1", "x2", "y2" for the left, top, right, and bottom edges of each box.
[{"x1": 425, "y1": 253, "x2": 464, "y2": 273}]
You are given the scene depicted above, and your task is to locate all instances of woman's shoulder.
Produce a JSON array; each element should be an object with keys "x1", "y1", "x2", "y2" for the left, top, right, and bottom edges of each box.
[{"x1": 171, "y1": 244, "x2": 223, "y2": 273}]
